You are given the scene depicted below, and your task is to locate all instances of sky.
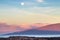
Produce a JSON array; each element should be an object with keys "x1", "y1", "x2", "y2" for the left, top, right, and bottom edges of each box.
[
  {"x1": 0, "y1": 0, "x2": 60, "y2": 34},
  {"x1": 0, "y1": 0, "x2": 60, "y2": 25}
]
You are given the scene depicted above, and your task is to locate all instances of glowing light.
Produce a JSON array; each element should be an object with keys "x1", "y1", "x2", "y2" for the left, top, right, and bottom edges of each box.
[{"x1": 21, "y1": 2, "x2": 24, "y2": 6}]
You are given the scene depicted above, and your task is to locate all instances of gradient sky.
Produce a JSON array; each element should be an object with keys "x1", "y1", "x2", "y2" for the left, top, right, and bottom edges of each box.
[{"x1": 0, "y1": 0, "x2": 60, "y2": 25}]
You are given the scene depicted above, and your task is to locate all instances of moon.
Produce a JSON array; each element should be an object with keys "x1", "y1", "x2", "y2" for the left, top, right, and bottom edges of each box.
[{"x1": 21, "y1": 2, "x2": 25, "y2": 6}]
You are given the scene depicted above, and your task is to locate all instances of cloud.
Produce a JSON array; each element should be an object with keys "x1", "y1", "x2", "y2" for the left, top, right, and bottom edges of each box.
[
  {"x1": 0, "y1": 6, "x2": 60, "y2": 24},
  {"x1": 0, "y1": 22, "x2": 48, "y2": 34},
  {"x1": 24, "y1": 7, "x2": 60, "y2": 24},
  {"x1": 37, "y1": 0, "x2": 44, "y2": 2},
  {"x1": 0, "y1": 23, "x2": 30, "y2": 34},
  {"x1": 26, "y1": 7, "x2": 55, "y2": 14}
]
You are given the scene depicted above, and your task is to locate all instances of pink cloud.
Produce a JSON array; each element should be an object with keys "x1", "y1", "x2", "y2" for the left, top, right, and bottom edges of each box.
[{"x1": 0, "y1": 23, "x2": 48, "y2": 34}]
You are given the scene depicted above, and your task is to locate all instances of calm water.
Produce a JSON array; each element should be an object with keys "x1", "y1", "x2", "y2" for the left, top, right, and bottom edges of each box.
[{"x1": 0, "y1": 35, "x2": 60, "y2": 38}]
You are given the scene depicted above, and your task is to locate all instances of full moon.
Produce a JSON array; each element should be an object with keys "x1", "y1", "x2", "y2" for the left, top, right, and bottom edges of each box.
[{"x1": 21, "y1": 2, "x2": 24, "y2": 6}]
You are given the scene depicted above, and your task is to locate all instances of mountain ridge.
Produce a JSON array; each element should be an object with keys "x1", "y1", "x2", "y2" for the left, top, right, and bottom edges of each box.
[{"x1": 2, "y1": 29, "x2": 60, "y2": 36}]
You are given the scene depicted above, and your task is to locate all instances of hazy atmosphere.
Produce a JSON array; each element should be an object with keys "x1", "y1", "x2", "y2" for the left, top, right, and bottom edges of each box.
[{"x1": 0, "y1": 0, "x2": 60, "y2": 34}]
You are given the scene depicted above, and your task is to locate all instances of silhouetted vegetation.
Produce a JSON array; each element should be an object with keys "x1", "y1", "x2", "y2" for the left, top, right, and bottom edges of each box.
[{"x1": 0, "y1": 36, "x2": 60, "y2": 40}]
